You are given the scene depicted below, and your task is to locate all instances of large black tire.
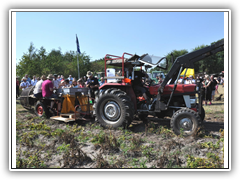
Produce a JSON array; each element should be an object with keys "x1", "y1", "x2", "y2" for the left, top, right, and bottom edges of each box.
[
  {"x1": 34, "y1": 101, "x2": 48, "y2": 117},
  {"x1": 171, "y1": 108, "x2": 201, "y2": 136},
  {"x1": 93, "y1": 88, "x2": 134, "y2": 128},
  {"x1": 196, "y1": 103, "x2": 205, "y2": 121}
]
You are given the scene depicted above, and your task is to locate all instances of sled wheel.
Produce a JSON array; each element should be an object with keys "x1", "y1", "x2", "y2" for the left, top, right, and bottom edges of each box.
[{"x1": 35, "y1": 101, "x2": 48, "y2": 117}]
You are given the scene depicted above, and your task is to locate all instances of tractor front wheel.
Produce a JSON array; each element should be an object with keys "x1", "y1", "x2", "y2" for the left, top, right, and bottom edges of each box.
[{"x1": 171, "y1": 108, "x2": 201, "y2": 136}]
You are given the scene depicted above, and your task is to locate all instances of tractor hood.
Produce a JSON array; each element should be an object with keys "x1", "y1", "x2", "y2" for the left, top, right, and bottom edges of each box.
[{"x1": 149, "y1": 84, "x2": 196, "y2": 96}]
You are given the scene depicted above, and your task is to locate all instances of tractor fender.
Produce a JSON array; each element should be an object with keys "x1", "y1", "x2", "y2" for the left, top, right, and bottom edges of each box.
[{"x1": 99, "y1": 83, "x2": 137, "y2": 111}]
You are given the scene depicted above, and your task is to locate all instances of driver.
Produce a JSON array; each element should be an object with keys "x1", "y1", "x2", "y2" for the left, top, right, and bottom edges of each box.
[{"x1": 130, "y1": 68, "x2": 150, "y2": 105}]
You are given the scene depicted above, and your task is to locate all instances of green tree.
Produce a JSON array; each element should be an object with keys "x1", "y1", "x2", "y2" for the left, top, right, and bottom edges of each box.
[
  {"x1": 16, "y1": 43, "x2": 92, "y2": 80},
  {"x1": 149, "y1": 49, "x2": 189, "y2": 74},
  {"x1": 16, "y1": 42, "x2": 41, "y2": 78},
  {"x1": 192, "y1": 39, "x2": 224, "y2": 74}
]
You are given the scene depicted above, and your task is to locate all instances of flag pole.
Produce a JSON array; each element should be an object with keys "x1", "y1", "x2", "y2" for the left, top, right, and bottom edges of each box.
[
  {"x1": 76, "y1": 34, "x2": 81, "y2": 79},
  {"x1": 77, "y1": 53, "x2": 80, "y2": 79}
]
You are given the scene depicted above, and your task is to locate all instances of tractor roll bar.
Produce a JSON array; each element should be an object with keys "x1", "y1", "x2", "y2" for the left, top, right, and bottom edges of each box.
[{"x1": 104, "y1": 52, "x2": 134, "y2": 82}]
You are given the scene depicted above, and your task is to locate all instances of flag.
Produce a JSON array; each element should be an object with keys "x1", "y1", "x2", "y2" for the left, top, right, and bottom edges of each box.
[{"x1": 76, "y1": 35, "x2": 81, "y2": 54}]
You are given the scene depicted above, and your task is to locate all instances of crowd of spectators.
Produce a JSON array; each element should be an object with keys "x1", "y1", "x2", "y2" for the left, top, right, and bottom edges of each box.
[
  {"x1": 17, "y1": 72, "x2": 104, "y2": 100},
  {"x1": 17, "y1": 71, "x2": 224, "y2": 107},
  {"x1": 198, "y1": 75, "x2": 224, "y2": 105},
  {"x1": 158, "y1": 73, "x2": 223, "y2": 106}
]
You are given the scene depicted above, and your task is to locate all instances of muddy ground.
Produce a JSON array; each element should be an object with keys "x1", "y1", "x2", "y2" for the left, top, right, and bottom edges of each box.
[{"x1": 15, "y1": 100, "x2": 225, "y2": 169}]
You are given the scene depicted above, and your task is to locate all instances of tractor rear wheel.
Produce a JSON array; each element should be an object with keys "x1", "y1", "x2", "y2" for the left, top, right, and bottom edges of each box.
[
  {"x1": 171, "y1": 108, "x2": 201, "y2": 136},
  {"x1": 93, "y1": 88, "x2": 134, "y2": 128}
]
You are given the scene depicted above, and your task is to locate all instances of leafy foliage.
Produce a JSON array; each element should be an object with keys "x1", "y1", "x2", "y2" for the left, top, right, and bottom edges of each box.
[
  {"x1": 149, "y1": 39, "x2": 224, "y2": 75},
  {"x1": 16, "y1": 43, "x2": 92, "y2": 79},
  {"x1": 17, "y1": 39, "x2": 224, "y2": 80}
]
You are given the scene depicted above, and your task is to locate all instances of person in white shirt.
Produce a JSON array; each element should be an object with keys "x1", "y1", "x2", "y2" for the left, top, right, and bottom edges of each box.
[
  {"x1": 53, "y1": 74, "x2": 60, "y2": 89},
  {"x1": 68, "y1": 75, "x2": 73, "y2": 85},
  {"x1": 57, "y1": 75, "x2": 61, "y2": 81},
  {"x1": 33, "y1": 75, "x2": 46, "y2": 98},
  {"x1": 20, "y1": 77, "x2": 31, "y2": 90},
  {"x1": 188, "y1": 75, "x2": 196, "y2": 84},
  {"x1": 31, "y1": 75, "x2": 38, "y2": 86}
]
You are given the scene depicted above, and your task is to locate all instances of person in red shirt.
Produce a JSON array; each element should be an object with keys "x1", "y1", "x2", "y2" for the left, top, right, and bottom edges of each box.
[
  {"x1": 42, "y1": 74, "x2": 61, "y2": 113},
  {"x1": 16, "y1": 77, "x2": 20, "y2": 98},
  {"x1": 78, "y1": 79, "x2": 85, "y2": 88},
  {"x1": 42, "y1": 74, "x2": 55, "y2": 98}
]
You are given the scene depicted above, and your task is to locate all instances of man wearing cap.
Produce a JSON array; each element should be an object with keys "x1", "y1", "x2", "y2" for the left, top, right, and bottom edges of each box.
[
  {"x1": 24, "y1": 74, "x2": 32, "y2": 84},
  {"x1": 86, "y1": 71, "x2": 99, "y2": 99},
  {"x1": 189, "y1": 75, "x2": 196, "y2": 84},
  {"x1": 20, "y1": 77, "x2": 31, "y2": 90}
]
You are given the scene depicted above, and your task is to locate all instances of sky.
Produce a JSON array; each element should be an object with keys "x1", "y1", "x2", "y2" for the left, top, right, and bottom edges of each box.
[{"x1": 14, "y1": 10, "x2": 225, "y2": 64}]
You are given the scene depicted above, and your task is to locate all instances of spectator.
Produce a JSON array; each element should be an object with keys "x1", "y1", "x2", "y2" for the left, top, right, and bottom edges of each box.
[
  {"x1": 200, "y1": 78, "x2": 206, "y2": 104},
  {"x1": 42, "y1": 74, "x2": 61, "y2": 113},
  {"x1": 78, "y1": 79, "x2": 85, "y2": 88},
  {"x1": 178, "y1": 77, "x2": 183, "y2": 84},
  {"x1": 83, "y1": 76, "x2": 87, "y2": 82},
  {"x1": 71, "y1": 79, "x2": 78, "y2": 88},
  {"x1": 42, "y1": 74, "x2": 55, "y2": 98},
  {"x1": 24, "y1": 74, "x2": 32, "y2": 84},
  {"x1": 59, "y1": 81, "x2": 66, "y2": 88},
  {"x1": 210, "y1": 75, "x2": 218, "y2": 102},
  {"x1": 68, "y1": 75, "x2": 73, "y2": 85},
  {"x1": 20, "y1": 77, "x2": 31, "y2": 90},
  {"x1": 184, "y1": 77, "x2": 190, "y2": 84},
  {"x1": 188, "y1": 75, "x2": 196, "y2": 84},
  {"x1": 99, "y1": 77, "x2": 105, "y2": 86},
  {"x1": 99, "y1": 77, "x2": 105, "y2": 93},
  {"x1": 53, "y1": 74, "x2": 60, "y2": 89},
  {"x1": 33, "y1": 75, "x2": 46, "y2": 98},
  {"x1": 86, "y1": 71, "x2": 99, "y2": 99},
  {"x1": 218, "y1": 76, "x2": 221, "y2": 84},
  {"x1": 158, "y1": 75, "x2": 163, "y2": 84},
  {"x1": 31, "y1": 75, "x2": 38, "y2": 86},
  {"x1": 214, "y1": 77, "x2": 219, "y2": 95},
  {"x1": 57, "y1": 75, "x2": 61, "y2": 81},
  {"x1": 60, "y1": 75, "x2": 65, "y2": 83},
  {"x1": 63, "y1": 79, "x2": 71, "y2": 88},
  {"x1": 196, "y1": 76, "x2": 201, "y2": 91},
  {"x1": 204, "y1": 75, "x2": 212, "y2": 105},
  {"x1": 16, "y1": 77, "x2": 20, "y2": 98}
]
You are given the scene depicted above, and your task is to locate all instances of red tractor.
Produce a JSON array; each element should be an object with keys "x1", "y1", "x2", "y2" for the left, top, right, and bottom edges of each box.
[{"x1": 93, "y1": 39, "x2": 224, "y2": 136}]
